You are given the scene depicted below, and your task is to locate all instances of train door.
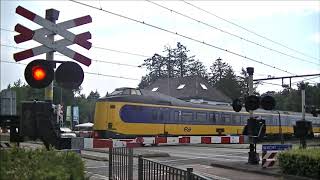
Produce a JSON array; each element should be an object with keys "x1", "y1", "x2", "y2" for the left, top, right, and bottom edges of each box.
[
  {"x1": 108, "y1": 104, "x2": 117, "y2": 131},
  {"x1": 159, "y1": 108, "x2": 170, "y2": 135}
]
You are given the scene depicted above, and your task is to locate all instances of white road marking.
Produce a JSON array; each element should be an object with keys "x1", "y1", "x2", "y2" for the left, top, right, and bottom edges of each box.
[
  {"x1": 86, "y1": 165, "x2": 108, "y2": 169},
  {"x1": 199, "y1": 172, "x2": 231, "y2": 180},
  {"x1": 84, "y1": 171, "x2": 109, "y2": 180}
]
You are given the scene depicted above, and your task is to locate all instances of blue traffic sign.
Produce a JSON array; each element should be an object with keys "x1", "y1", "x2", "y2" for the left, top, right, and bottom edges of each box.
[{"x1": 262, "y1": 144, "x2": 292, "y2": 151}]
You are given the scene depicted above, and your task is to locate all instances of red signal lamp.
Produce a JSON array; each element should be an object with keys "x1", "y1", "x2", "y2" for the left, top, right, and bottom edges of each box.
[
  {"x1": 32, "y1": 65, "x2": 47, "y2": 81},
  {"x1": 25, "y1": 60, "x2": 54, "y2": 89}
]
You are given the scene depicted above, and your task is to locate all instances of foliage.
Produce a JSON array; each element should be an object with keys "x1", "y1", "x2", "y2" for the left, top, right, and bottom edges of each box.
[
  {"x1": 278, "y1": 148, "x2": 320, "y2": 179},
  {"x1": 139, "y1": 42, "x2": 320, "y2": 112},
  {"x1": 3, "y1": 79, "x2": 98, "y2": 124},
  {"x1": 0, "y1": 147, "x2": 85, "y2": 180},
  {"x1": 138, "y1": 42, "x2": 257, "y2": 101},
  {"x1": 75, "y1": 90, "x2": 100, "y2": 123},
  {"x1": 209, "y1": 58, "x2": 250, "y2": 100},
  {"x1": 263, "y1": 83, "x2": 320, "y2": 112},
  {"x1": 139, "y1": 42, "x2": 208, "y2": 88}
]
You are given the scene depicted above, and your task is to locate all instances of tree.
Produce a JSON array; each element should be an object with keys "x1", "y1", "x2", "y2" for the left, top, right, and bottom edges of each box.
[
  {"x1": 87, "y1": 90, "x2": 100, "y2": 100},
  {"x1": 188, "y1": 60, "x2": 208, "y2": 78},
  {"x1": 139, "y1": 42, "x2": 206, "y2": 89},
  {"x1": 209, "y1": 58, "x2": 242, "y2": 99},
  {"x1": 174, "y1": 42, "x2": 194, "y2": 77},
  {"x1": 163, "y1": 45, "x2": 176, "y2": 78},
  {"x1": 141, "y1": 53, "x2": 166, "y2": 79},
  {"x1": 209, "y1": 57, "x2": 230, "y2": 85}
]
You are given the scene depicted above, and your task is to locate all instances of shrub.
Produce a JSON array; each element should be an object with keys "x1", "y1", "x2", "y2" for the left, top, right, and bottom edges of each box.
[
  {"x1": 0, "y1": 147, "x2": 85, "y2": 180},
  {"x1": 278, "y1": 148, "x2": 320, "y2": 179}
]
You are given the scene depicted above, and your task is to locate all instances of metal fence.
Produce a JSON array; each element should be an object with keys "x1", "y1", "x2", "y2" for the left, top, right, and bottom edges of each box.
[
  {"x1": 138, "y1": 156, "x2": 210, "y2": 180},
  {"x1": 109, "y1": 147, "x2": 134, "y2": 180},
  {"x1": 109, "y1": 147, "x2": 211, "y2": 180}
]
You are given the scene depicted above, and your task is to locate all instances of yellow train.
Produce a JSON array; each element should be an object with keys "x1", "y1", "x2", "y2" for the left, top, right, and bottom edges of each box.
[{"x1": 93, "y1": 87, "x2": 320, "y2": 139}]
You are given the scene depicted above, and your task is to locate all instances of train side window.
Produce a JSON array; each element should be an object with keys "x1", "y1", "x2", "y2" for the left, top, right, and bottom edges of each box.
[
  {"x1": 122, "y1": 89, "x2": 130, "y2": 95},
  {"x1": 159, "y1": 110, "x2": 164, "y2": 121},
  {"x1": 284, "y1": 116, "x2": 289, "y2": 126},
  {"x1": 182, "y1": 111, "x2": 193, "y2": 121},
  {"x1": 216, "y1": 113, "x2": 222, "y2": 124},
  {"x1": 152, "y1": 109, "x2": 158, "y2": 121},
  {"x1": 131, "y1": 89, "x2": 137, "y2": 95},
  {"x1": 232, "y1": 114, "x2": 241, "y2": 125},
  {"x1": 136, "y1": 90, "x2": 142, "y2": 95},
  {"x1": 262, "y1": 116, "x2": 269, "y2": 125},
  {"x1": 274, "y1": 116, "x2": 278, "y2": 125},
  {"x1": 242, "y1": 116, "x2": 249, "y2": 125},
  {"x1": 209, "y1": 113, "x2": 216, "y2": 124},
  {"x1": 219, "y1": 113, "x2": 225, "y2": 125},
  {"x1": 196, "y1": 112, "x2": 207, "y2": 121},
  {"x1": 160, "y1": 109, "x2": 170, "y2": 123},
  {"x1": 222, "y1": 113, "x2": 231, "y2": 125},
  {"x1": 174, "y1": 111, "x2": 180, "y2": 121}
]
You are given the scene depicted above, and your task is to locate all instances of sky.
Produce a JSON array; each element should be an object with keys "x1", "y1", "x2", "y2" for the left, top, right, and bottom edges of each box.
[{"x1": 1, "y1": 0, "x2": 319, "y2": 98}]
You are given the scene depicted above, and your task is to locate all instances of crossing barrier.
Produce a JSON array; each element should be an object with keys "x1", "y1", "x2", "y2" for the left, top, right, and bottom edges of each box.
[{"x1": 80, "y1": 135, "x2": 248, "y2": 149}]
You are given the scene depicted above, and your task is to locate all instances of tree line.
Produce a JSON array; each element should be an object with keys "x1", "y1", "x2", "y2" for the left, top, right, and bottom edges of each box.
[
  {"x1": 2, "y1": 42, "x2": 319, "y2": 124},
  {"x1": 138, "y1": 42, "x2": 319, "y2": 114},
  {"x1": 3, "y1": 79, "x2": 100, "y2": 123},
  {"x1": 138, "y1": 42, "x2": 256, "y2": 100}
]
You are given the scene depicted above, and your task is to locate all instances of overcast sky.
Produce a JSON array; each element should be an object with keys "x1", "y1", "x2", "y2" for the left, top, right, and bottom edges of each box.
[{"x1": 1, "y1": 0, "x2": 319, "y2": 97}]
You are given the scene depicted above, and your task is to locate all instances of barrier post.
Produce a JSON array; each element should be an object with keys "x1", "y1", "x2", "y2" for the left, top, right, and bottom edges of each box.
[
  {"x1": 109, "y1": 147, "x2": 112, "y2": 179},
  {"x1": 186, "y1": 168, "x2": 193, "y2": 180},
  {"x1": 138, "y1": 155, "x2": 143, "y2": 180}
]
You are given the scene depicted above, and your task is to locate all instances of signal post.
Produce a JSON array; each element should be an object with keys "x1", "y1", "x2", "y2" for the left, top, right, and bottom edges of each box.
[
  {"x1": 44, "y1": 8, "x2": 59, "y2": 101},
  {"x1": 246, "y1": 67, "x2": 260, "y2": 165}
]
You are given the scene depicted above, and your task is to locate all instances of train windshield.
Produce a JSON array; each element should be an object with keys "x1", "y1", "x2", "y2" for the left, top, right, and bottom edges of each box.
[
  {"x1": 110, "y1": 90, "x2": 122, "y2": 96},
  {"x1": 110, "y1": 88, "x2": 142, "y2": 96}
]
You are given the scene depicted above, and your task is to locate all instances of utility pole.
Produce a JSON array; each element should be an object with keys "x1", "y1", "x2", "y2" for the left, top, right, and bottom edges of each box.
[
  {"x1": 300, "y1": 82, "x2": 307, "y2": 148},
  {"x1": 44, "y1": 9, "x2": 59, "y2": 102}
]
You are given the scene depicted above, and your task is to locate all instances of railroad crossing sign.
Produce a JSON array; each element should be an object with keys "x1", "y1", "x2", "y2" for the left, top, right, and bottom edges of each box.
[
  {"x1": 262, "y1": 144, "x2": 292, "y2": 151},
  {"x1": 13, "y1": 6, "x2": 92, "y2": 66}
]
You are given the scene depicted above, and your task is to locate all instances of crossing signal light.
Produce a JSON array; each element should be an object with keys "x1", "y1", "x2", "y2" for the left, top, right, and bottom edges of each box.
[
  {"x1": 55, "y1": 61, "x2": 84, "y2": 89},
  {"x1": 245, "y1": 95, "x2": 260, "y2": 111},
  {"x1": 25, "y1": 59, "x2": 84, "y2": 89},
  {"x1": 232, "y1": 99, "x2": 242, "y2": 112},
  {"x1": 25, "y1": 60, "x2": 54, "y2": 89},
  {"x1": 260, "y1": 95, "x2": 276, "y2": 110}
]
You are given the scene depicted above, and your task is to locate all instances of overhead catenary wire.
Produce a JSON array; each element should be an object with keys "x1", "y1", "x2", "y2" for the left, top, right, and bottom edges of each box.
[
  {"x1": 147, "y1": 0, "x2": 320, "y2": 66},
  {"x1": 68, "y1": 0, "x2": 299, "y2": 77},
  {"x1": 291, "y1": 76, "x2": 320, "y2": 85},
  {"x1": 0, "y1": 60, "x2": 140, "y2": 81},
  {"x1": 0, "y1": 43, "x2": 146, "y2": 69},
  {"x1": 181, "y1": 0, "x2": 320, "y2": 62},
  {"x1": 0, "y1": 28, "x2": 150, "y2": 58},
  {"x1": 2, "y1": 4, "x2": 317, "y2": 83}
]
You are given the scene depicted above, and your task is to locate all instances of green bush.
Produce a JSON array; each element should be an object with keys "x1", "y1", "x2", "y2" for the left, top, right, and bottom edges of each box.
[
  {"x1": 278, "y1": 148, "x2": 320, "y2": 179},
  {"x1": 0, "y1": 147, "x2": 85, "y2": 180}
]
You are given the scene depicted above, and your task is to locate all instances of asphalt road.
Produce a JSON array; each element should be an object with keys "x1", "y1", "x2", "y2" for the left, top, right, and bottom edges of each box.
[{"x1": 83, "y1": 145, "x2": 280, "y2": 180}]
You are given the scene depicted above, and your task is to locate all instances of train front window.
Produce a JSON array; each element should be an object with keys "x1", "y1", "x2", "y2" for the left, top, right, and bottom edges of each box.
[
  {"x1": 110, "y1": 88, "x2": 142, "y2": 96},
  {"x1": 110, "y1": 90, "x2": 122, "y2": 96}
]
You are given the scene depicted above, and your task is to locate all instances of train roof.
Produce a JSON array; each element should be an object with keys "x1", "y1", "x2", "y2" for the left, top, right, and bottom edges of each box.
[{"x1": 98, "y1": 88, "x2": 318, "y2": 118}]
